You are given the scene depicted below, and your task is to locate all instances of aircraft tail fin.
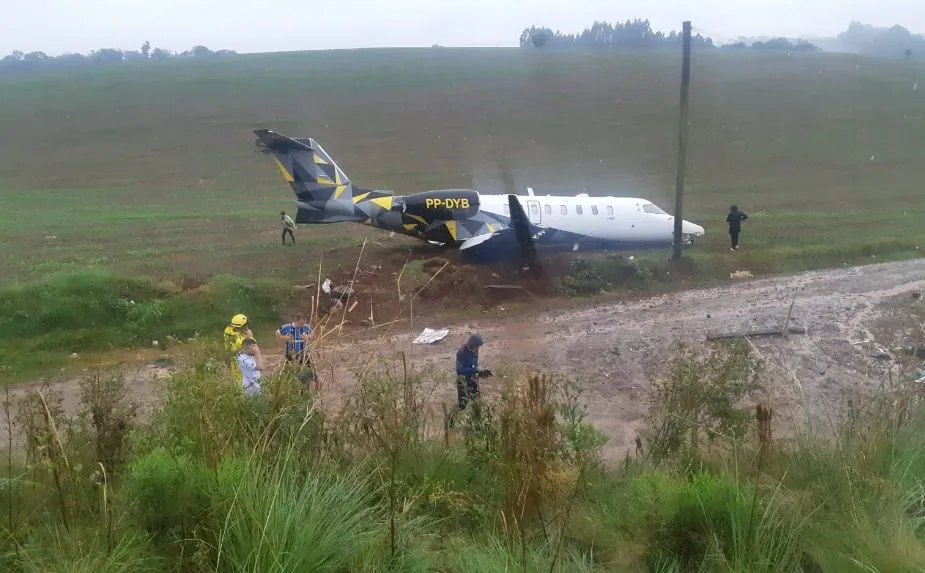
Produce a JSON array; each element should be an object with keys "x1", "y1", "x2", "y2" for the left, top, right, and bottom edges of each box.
[{"x1": 254, "y1": 129, "x2": 353, "y2": 203}]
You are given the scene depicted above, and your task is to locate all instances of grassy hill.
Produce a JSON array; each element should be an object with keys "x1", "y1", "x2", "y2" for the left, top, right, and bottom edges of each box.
[{"x1": 1, "y1": 48, "x2": 924, "y2": 285}]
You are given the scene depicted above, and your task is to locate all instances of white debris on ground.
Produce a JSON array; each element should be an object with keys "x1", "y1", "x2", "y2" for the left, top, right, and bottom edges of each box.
[
  {"x1": 730, "y1": 270, "x2": 754, "y2": 279},
  {"x1": 412, "y1": 328, "x2": 450, "y2": 344},
  {"x1": 321, "y1": 278, "x2": 332, "y2": 294}
]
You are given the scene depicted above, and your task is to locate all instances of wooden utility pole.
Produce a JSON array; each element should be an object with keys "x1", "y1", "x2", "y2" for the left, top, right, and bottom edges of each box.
[{"x1": 672, "y1": 21, "x2": 692, "y2": 262}]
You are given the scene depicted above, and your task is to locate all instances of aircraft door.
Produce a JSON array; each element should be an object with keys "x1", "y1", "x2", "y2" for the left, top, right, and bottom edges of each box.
[{"x1": 526, "y1": 200, "x2": 542, "y2": 224}]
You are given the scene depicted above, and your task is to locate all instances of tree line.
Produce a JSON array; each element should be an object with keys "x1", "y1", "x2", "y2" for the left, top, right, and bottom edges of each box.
[
  {"x1": 834, "y1": 21, "x2": 923, "y2": 59},
  {"x1": 519, "y1": 19, "x2": 819, "y2": 52},
  {"x1": 0, "y1": 42, "x2": 237, "y2": 75}
]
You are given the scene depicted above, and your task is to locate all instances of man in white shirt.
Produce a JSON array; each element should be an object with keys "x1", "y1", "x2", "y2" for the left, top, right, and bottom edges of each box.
[
  {"x1": 236, "y1": 338, "x2": 265, "y2": 396},
  {"x1": 281, "y1": 210, "x2": 296, "y2": 245}
]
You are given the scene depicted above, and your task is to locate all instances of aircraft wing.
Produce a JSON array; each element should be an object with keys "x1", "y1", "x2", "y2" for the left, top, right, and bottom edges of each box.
[{"x1": 458, "y1": 195, "x2": 546, "y2": 263}]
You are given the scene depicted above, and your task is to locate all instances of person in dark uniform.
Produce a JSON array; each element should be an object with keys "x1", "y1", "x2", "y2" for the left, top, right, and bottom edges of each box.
[
  {"x1": 726, "y1": 205, "x2": 748, "y2": 251},
  {"x1": 455, "y1": 333, "x2": 492, "y2": 411}
]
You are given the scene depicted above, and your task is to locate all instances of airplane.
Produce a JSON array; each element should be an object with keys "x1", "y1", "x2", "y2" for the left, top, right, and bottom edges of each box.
[{"x1": 254, "y1": 128, "x2": 705, "y2": 264}]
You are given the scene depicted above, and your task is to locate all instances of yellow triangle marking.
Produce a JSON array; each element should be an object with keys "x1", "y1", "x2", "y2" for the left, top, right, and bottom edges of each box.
[
  {"x1": 403, "y1": 223, "x2": 418, "y2": 231},
  {"x1": 333, "y1": 185, "x2": 349, "y2": 199},
  {"x1": 445, "y1": 220, "x2": 458, "y2": 241},
  {"x1": 274, "y1": 159, "x2": 294, "y2": 182},
  {"x1": 408, "y1": 214, "x2": 427, "y2": 224},
  {"x1": 334, "y1": 169, "x2": 343, "y2": 185},
  {"x1": 317, "y1": 174, "x2": 334, "y2": 185},
  {"x1": 370, "y1": 196, "x2": 393, "y2": 210},
  {"x1": 313, "y1": 153, "x2": 329, "y2": 165},
  {"x1": 353, "y1": 192, "x2": 370, "y2": 204},
  {"x1": 486, "y1": 223, "x2": 495, "y2": 233}
]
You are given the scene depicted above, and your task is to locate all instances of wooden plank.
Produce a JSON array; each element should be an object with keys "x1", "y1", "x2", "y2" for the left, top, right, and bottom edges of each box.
[{"x1": 706, "y1": 326, "x2": 806, "y2": 341}]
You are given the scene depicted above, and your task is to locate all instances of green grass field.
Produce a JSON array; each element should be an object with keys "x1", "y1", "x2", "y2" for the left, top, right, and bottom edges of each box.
[{"x1": 2, "y1": 48, "x2": 924, "y2": 286}]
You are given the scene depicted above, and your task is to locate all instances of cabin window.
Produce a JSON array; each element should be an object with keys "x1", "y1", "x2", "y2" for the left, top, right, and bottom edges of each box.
[
  {"x1": 503, "y1": 204, "x2": 510, "y2": 215},
  {"x1": 560, "y1": 205, "x2": 567, "y2": 215},
  {"x1": 576, "y1": 205, "x2": 583, "y2": 215},
  {"x1": 643, "y1": 203, "x2": 668, "y2": 215},
  {"x1": 606, "y1": 206, "x2": 614, "y2": 217},
  {"x1": 591, "y1": 206, "x2": 599, "y2": 215},
  {"x1": 529, "y1": 203, "x2": 541, "y2": 220},
  {"x1": 544, "y1": 204, "x2": 551, "y2": 215}
]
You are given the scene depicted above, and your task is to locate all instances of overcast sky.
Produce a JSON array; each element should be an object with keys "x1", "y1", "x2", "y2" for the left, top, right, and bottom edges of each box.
[{"x1": 2, "y1": 0, "x2": 922, "y2": 56}]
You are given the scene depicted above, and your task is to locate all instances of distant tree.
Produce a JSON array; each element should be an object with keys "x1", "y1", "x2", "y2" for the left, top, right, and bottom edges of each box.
[
  {"x1": 838, "y1": 21, "x2": 925, "y2": 59},
  {"x1": 22, "y1": 51, "x2": 49, "y2": 62},
  {"x1": 52, "y1": 53, "x2": 89, "y2": 68},
  {"x1": 0, "y1": 42, "x2": 237, "y2": 76},
  {"x1": 793, "y1": 40, "x2": 820, "y2": 52},
  {"x1": 190, "y1": 45, "x2": 213, "y2": 58},
  {"x1": 518, "y1": 19, "x2": 714, "y2": 51},
  {"x1": 0, "y1": 54, "x2": 25, "y2": 74},
  {"x1": 91, "y1": 48, "x2": 124, "y2": 64}
]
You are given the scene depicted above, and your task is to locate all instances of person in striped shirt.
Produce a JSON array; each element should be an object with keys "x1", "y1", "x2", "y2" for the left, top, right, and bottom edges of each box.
[{"x1": 276, "y1": 313, "x2": 313, "y2": 365}]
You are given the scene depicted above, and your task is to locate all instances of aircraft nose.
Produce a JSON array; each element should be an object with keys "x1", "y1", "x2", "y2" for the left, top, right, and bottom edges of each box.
[{"x1": 682, "y1": 221, "x2": 705, "y2": 236}]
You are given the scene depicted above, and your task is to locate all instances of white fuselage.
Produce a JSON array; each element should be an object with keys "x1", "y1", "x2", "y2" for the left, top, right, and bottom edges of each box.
[{"x1": 478, "y1": 193, "x2": 704, "y2": 244}]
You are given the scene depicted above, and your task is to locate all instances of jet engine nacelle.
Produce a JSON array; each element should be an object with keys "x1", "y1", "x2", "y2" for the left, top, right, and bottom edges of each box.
[{"x1": 397, "y1": 189, "x2": 480, "y2": 221}]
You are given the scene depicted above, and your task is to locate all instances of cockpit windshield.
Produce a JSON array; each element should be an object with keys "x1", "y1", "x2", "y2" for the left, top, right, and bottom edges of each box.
[{"x1": 642, "y1": 203, "x2": 668, "y2": 215}]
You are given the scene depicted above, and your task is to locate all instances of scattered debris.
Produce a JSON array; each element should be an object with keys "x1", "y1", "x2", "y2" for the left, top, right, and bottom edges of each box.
[
  {"x1": 69, "y1": 353, "x2": 79, "y2": 359},
  {"x1": 321, "y1": 279, "x2": 332, "y2": 294},
  {"x1": 900, "y1": 347, "x2": 925, "y2": 359},
  {"x1": 332, "y1": 285, "x2": 355, "y2": 300},
  {"x1": 152, "y1": 340, "x2": 160, "y2": 348},
  {"x1": 706, "y1": 326, "x2": 806, "y2": 341},
  {"x1": 730, "y1": 270, "x2": 754, "y2": 280},
  {"x1": 413, "y1": 328, "x2": 450, "y2": 344}
]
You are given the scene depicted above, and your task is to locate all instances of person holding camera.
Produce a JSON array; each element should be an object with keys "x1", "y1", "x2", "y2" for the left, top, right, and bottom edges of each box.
[{"x1": 236, "y1": 338, "x2": 265, "y2": 397}]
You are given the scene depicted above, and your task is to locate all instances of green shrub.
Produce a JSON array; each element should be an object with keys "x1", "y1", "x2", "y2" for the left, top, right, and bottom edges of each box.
[
  {"x1": 557, "y1": 255, "x2": 660, "y2": 296},
  {"x1": 211, "y1": 460, "x2": 383, "y2": 573},
  {"x1": 122, "y1": 447, "x2": 211, "y2": 539}
]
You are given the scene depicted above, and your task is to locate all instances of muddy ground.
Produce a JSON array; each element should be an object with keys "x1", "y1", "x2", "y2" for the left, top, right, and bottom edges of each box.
[{"x1": 5, "y1": 258, "x2": 925, "y2": 462}]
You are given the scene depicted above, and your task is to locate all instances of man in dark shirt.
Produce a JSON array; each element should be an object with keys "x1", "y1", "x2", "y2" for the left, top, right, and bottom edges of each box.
[
  {"x1": 455, "y1": 333, "x2": 492, "y2": 410},
  {"x1": 726, "y1": 205, "x2": 748, "y2": 251}
]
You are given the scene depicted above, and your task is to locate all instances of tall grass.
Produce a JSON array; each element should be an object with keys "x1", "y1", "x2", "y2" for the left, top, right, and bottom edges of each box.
[
  {"x1": 212, "y1": 459, "x2": 382, "y2": 572},
  {"x1": 4, "y1": 337, "x2": 925, "y2": 571}
]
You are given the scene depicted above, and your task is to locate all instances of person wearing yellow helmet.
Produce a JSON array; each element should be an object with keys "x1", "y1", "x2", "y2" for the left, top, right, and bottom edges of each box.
[{"x1": 224, "y1": 313, "x2": 254, "y2": 353}]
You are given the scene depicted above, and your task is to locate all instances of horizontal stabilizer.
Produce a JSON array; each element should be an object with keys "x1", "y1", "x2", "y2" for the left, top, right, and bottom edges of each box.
[{"x1": 254, "y1": 129, "x2": 313, "y2": 152}]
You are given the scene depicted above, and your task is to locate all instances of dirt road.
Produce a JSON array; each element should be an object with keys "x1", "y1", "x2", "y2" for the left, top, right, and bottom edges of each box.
[{"x1": 5, "y1": 258, "x2": 925, "y2": 460}]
